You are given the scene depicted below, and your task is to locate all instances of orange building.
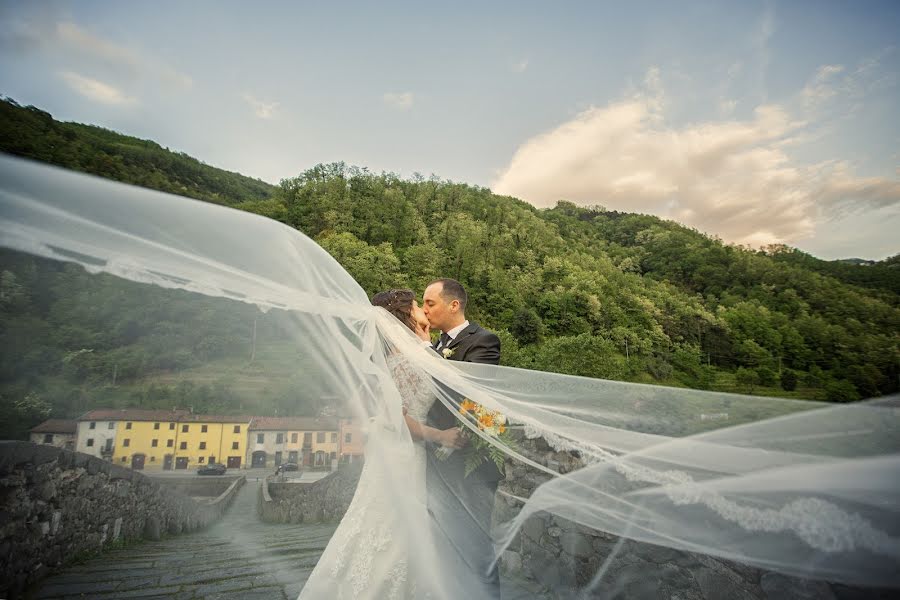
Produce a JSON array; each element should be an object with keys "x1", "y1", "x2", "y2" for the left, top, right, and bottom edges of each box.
[{"x1": 339, "y1": 418, "x2": 364, "y2": 464}]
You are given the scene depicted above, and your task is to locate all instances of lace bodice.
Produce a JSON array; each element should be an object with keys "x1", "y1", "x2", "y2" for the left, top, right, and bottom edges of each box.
[{"x1": 387, "y1": 353, "x2": 435, "y2": 421}]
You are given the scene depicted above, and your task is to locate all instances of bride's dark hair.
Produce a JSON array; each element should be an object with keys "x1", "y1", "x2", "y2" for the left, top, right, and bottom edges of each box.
[{"x1": 371, "y1": 288, "x2": 417, "y2": 332}]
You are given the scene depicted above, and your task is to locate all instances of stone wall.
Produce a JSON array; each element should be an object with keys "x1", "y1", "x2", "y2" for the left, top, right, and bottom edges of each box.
[
  {"x1": 494, "y1": 435, "x2": 885, "y2": 599},
  {"x1": 258, "y1": 461, "x2": 362, "y2": 524},
  {"x1": 0, "y1": 441, "x2": 243, "y2": 599}
]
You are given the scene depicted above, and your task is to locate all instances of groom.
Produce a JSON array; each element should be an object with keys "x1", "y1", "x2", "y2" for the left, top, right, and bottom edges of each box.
[{"x1": 423, "y1": 278, "x2": 503, "y2": 598}]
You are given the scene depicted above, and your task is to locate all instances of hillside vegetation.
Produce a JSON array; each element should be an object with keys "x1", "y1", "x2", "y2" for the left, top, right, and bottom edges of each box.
[{"x1": 1, "y1": 97, "x2": 897, "y2": 437}]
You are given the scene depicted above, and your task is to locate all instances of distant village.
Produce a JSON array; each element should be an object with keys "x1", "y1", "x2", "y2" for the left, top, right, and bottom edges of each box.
[{"x1": 28, "y1": 409, "x2": 364, "y2": 471}]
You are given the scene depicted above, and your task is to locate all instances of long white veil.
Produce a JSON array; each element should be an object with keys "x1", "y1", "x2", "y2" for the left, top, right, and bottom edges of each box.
[{"x1": 1, "y1": 154, "x2": 897, "y2": 597}]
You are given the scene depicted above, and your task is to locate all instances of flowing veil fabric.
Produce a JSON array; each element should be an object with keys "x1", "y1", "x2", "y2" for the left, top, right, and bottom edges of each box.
[{"x1": 1, "y1": 154, "x2": 898, "y2": 596}]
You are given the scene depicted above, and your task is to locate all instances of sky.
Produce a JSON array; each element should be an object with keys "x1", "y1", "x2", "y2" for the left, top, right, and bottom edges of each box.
[{"x1": 1, "y1": 1, "x2": 898, "y2": 260}]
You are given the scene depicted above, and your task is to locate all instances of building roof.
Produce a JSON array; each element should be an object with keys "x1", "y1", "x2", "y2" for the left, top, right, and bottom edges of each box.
[
  {"x1": 30, "y1": 419, "x2": 78, "y2": 434},
  {"x1": 181, "y1": 414, "x2": 253, "y2": 424},
  {"x1": 75, "y1": 409, "x2": 338, "y2": 430},
  {"x1": 78, "y1": 409, "x2": 191, "y2": 422},
  {"x1": 249, "y1": 416, "x2": 338, "y2": 431}
]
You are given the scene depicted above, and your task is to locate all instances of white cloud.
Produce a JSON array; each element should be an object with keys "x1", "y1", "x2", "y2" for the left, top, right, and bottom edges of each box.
[
  {"x1": 243, "y1": 94, "x2": 280, "y2": 119},
  {"x1": 383, "y1": 92, "x2": 414, "y2": 110},
  {"x1": 513, "y1": 59, "x2": 529, "y2": 73},
  {"x1": 491, "y1": 68, "x2": 900, "y2": 248},
  {"x1": 0, "y1": 17, "x2": 191, "y2": 91},
  {"x1": 60, "y1": 71, "x2": 136, "y2": 106}
]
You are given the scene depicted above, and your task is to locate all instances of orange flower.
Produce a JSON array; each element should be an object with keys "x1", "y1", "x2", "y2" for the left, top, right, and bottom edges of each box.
[
  {"x1": 460, "y1": 399, "x2": 478, "y2": 415},
  {"x1": 478, "y1": 413, "x2": 495, "y2": 430},
  {"x1": 498, "y1": 423, "x2": 506, "y2": 434}
]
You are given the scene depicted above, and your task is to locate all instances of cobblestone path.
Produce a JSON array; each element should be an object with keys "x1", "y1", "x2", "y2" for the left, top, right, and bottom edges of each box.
[
  {"x1": 28, "y1": 482, "x2": 336, "y2": 600},
  {"x1": 27, "y1": 481, "x2": 546, "y2": 599}
]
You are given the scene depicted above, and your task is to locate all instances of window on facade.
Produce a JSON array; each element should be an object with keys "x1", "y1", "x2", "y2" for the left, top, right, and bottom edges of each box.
[
  {"x1": 105, "y1": 439, "x2": 113, "y2": 451},
  {"x1": 154, "y1": 422, "x2": 160, "y2": 430},
  {"x1": 291, "y1": 432, "x2": 298, "y2": 443},
  {"x1": 89, "y1": 422, "x2": 96, "y2": 429},
  {"x1": 43, "y1": 434, "x2": 53, "y2": 443},
  {"x1": 86, "y1": 438, "x2": 94, "y2": 447},
  {"x1": 330, "y1": 451, "x2": 337, "y2": 460},
  {"x1": 209, "y1": 455, "x2": 215, "y2": 463},
  {"x1": 199, "y1": 456, "x2": 205, "y2": 463},
  {"x1": 233, "y1": 425, "x2": 240, "y2": 433},
  {"x1": 123, "y1": 439, "x2": 130, "y2": 447},
  {"x1": 345, "y1": 433, "x2": 352, "y2": 443},
  {"x1": 316, "y1": 432, "x2": 325, "y2": 443},
  {"x1": 169, "y1": 423, "x2": 175, "y2": 430},
  {"x1": 108, "y1": 422, "x2": 114, "y2": 429},
  {"x1": 182, "y1": 424, "x2": 189, "y2": 433},
  {"x1": 201, "y1": 425, "x2": 208, "y2": 433},
  {"x1": 276, "y1": 433, "x2": 284, "y2": 444},
  {"x1": 257, "y1": 433, "x2": 264, "y2": 443},
  {"x1": 331, "y1": 432, "x2": 337, "y2": 442},
  {"x1": 121, "y1": 457, "x2": 127, "y2": 463},
  {"x1": 150, "y1": 456, "x2": 156, "y2": 462},
  {"x1": 126, "y1": 422, "x2": 132, "y2": 430},
  {"x1": 167, "y1": 439, "x2": 174, "y2": 447},
  {"x1": 199, "y1": 442, "x2": 206, "y2": 450},
  {"x1": 180, "y1": 441, "x2": 187, "y2": 450},
  {"x1": 232, "y1": 441, "x2": 239, "y2": 450},
  {"x1": 151, "y1": 439, "x2": 158, "y2": 447},
  {"x1": 303, "y1": 432, "x2": 312, "y2": 445}
]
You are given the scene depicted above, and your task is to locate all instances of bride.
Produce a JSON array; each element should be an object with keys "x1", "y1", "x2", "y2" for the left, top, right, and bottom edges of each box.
[{"x1": 298, "y1": 288, "x2": 473, "y2": 599}]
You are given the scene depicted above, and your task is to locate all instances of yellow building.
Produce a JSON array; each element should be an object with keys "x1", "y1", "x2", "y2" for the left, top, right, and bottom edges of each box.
[
  {"x1": 102, "y1": 409, "x2": 250, "y2": 471},
  {"x1": 170, "y1": 414, "x2": 252, "y2": 470},
  {"x1": 105, "y1": 409, "x2": 189, "y2": 470}
]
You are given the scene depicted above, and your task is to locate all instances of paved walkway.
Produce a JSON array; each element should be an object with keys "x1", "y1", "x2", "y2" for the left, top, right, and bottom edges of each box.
[
  {"x1": 29, "y1": 481, "x2": 546, "y2": 599},
  {"x1": 29, "y1": 483, "x2": 335, "y2": 599}
]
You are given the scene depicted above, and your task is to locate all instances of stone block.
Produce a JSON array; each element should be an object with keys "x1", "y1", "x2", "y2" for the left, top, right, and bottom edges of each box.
[
  {"x1": 561, "y1": 531, "x2": 594, "y2": 558},
  {"x1": 522, "y1": 515, "x2": 546, "y2": 542},
  {"x1": 112, "y1": 517, "x2": 122, "y2": 542},
  {"x1": 760, "y1": 573, "x2": 835, "y2": 600},
  {"x1": 502, "y1": 550, "x2": 523, "y2": 574},
  {"x1": 143, "y1": 516, "x2": 161, "y2": 541}
]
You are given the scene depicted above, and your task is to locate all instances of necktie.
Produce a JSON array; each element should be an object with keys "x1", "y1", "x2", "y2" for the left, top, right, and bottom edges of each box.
[{"x1": 439, "y1": 332, "x2": 451, "y2": 349}]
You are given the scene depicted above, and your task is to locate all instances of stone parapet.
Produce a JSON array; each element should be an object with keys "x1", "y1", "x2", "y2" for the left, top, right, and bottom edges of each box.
[
  {"x1": 258, "y1": 462, "x2": 362, "y2": 524},
  {"x1": 495, "y1": 434, "x2": 886, "y2": 599},
  {"x1": 0, "y1": 441, "x2": 241, "y2": 599}
]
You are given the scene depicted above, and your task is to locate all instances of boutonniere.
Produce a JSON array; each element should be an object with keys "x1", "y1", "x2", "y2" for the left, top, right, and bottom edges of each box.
[{"x1": 441, "y1": 347, "x2": 455, "y2": 359}]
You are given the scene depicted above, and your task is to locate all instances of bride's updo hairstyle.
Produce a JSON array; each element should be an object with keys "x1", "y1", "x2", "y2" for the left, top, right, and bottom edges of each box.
[{"x1": 371, "y1": 288, "x2": 417, "y2": 332}]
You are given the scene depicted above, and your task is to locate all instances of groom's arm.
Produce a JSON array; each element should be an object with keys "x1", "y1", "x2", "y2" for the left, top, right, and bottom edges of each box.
[{"x1": 463, "y1": 331, "x2": 501, "y2": 365}]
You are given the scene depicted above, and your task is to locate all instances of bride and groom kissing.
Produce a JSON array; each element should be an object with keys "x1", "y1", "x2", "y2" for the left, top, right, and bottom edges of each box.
[{"x1": 299, "y1": 278, "x2": 505, "y2": 599}]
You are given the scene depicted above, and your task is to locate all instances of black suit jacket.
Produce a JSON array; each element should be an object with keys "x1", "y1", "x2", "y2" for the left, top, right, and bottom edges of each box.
[{"x1": 427, "y1": 322, "x2": 503, "y2": 482}]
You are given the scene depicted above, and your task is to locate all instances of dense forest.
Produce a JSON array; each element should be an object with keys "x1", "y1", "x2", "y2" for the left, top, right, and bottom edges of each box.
[{"x1": 1, "y1": 97, "x2": 898, "y2": 438}]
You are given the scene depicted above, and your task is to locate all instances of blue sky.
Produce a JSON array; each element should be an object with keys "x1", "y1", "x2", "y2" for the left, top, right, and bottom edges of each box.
[{"x1": 1, "y1": 0, "x2": 898, "y2": 259}]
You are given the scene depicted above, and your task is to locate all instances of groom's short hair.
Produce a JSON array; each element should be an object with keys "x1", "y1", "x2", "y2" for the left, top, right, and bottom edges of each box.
[{"x1": 430, "y1": 278, "x2": 467, "y2": 312}]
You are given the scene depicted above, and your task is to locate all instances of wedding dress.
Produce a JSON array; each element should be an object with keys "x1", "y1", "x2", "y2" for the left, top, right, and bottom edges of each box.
[{"x1": 298, "y1": 353, "x2": 436, "y2": 599}]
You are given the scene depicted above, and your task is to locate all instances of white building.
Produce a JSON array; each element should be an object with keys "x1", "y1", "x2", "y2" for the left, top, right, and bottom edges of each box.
[{"x1": 75, "y1": 411, "x2": 118, "y2": 460}]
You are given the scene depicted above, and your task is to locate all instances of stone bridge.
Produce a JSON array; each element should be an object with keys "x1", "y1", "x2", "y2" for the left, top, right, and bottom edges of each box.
[{"x1": 1, "y1": 440, "x2": 889, "y2": 599}]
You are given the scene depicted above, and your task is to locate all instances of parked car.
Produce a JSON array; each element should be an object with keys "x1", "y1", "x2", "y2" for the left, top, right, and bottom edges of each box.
[
  {"x1": 276, "y1": 462, "x2": 300, "y2": 473},
  {"x1": 197, "y1": 463, "x2": 227, "y2": 476}
]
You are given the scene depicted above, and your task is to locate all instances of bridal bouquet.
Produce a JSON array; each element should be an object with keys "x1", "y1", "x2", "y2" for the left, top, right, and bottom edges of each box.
[{"x1": 435, "y1": 399, "x2": 517, "y2": 477}]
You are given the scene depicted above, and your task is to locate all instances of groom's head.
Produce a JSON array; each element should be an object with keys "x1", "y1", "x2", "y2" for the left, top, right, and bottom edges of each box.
[{"x1": 423, "y1": 278, "x2": 467, "y2": 332}]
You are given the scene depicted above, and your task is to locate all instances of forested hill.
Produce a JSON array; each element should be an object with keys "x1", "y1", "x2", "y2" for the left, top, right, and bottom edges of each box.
[
  {"x1": 0, "y1": 97, "x2": 275, "y2": 205},
  {"x1": 1, "y1": 96, "x2": 898, "y2": 433}
]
